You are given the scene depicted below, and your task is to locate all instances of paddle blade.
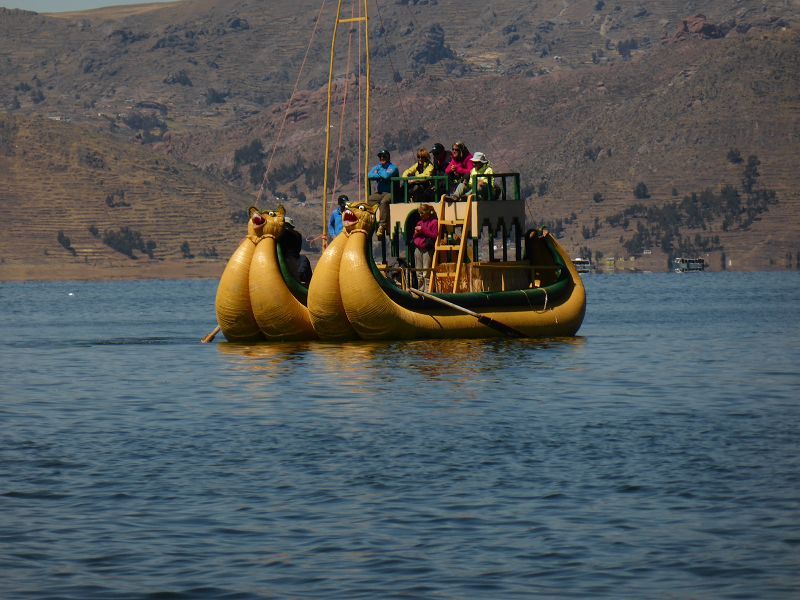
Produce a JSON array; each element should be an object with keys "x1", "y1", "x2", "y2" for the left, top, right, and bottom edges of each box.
[{"x1": 476, "y1": 315, "x2": 526, "y2": 338}]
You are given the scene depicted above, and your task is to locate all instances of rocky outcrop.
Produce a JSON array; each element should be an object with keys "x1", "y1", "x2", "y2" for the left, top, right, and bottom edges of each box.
[
  {"x1": 665, "y1": 15, "x2": 734, "y2": 43},
  {"x1": 410, "y1": 24, "x2": 455, "y2": 65}
]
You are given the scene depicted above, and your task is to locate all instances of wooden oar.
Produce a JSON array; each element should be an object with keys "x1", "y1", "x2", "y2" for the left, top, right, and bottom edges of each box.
[
  {"x1": 201, "y1": 325, "x2": 221, "y2": 344},
  {"x1": 407, "y1": 288, "x2": 527, "y2": 338}
]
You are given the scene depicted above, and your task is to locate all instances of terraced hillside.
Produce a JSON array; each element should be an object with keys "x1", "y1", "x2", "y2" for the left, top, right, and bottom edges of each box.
[
  {"x1": 0, "y1": 0, "x2": 799, "y2": 278},
  {"x1": 0, "y1": 114, "x2": 253, "y2": 279}
]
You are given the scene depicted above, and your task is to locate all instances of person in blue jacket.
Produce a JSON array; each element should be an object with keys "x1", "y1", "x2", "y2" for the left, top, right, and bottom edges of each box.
[
  {"x1": 328, "y1": 194, "x2": 348, "y2": 242},
  {"x1": 368, "y1": 149, "x2": 399, "y2": 239}
]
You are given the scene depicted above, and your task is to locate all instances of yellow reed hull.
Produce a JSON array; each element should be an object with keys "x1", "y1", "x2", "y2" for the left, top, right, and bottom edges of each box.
[
  {"x1": 307, "y1": 232, "x2": 358, "y2": 341},
  {"x1": 215, "y1": 236, "x2": 316, "y2": 342},
  {"x1": 215, "y1": 238, "x2": 263, "y2": 342},
  {"x1": 249, "y1": 236, "x2": 317, "y2": 341},
  {"x1": 337, "y1": 231, "x2": 586, "y2": 340}
]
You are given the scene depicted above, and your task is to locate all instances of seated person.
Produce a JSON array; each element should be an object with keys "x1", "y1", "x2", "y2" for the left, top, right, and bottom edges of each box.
[
  {"x1": 280, "y1": 216, "x2": 312, "y2": 286},
  {"x1": 430, "y1": 142, "x2": 450, "y2": 176},
  {"x1": 444, "y1": 141, "x2": 473, "y2": 196},
  {"x1": 446, "y1": 151, "x2": 498, "y2": 201},
  {"x1": 367, "y1": 149, "x2": 399, "y2": 239},
  {"x1": 524, "y1": 227, "x2": 556, "y2": 287},
  {"x1": 430, "y1": 142, "x2": 451, "y2": 199},
  {"x1": 402, "y1": 148, "x2": 435, "y2": 202}
]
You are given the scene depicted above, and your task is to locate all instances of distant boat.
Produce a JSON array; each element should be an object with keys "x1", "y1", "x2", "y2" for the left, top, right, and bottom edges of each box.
[
  {"x1": 672, "y1": 257, "x2": 705, "y2": 273},
  {"x1": 572, "y1": 257, "x2": 592, "y2": 274}
]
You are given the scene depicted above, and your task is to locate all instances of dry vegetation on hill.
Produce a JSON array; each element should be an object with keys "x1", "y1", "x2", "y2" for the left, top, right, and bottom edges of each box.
[{"x1": 0, "y1": 0, "x2": 798, "y2": 279}]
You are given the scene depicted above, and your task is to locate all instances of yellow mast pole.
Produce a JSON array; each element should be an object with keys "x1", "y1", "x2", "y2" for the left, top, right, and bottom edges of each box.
[
  {"x1": 322, "y1": 2, "x2": 370, "y2": 246},
  {"x1": 363, "y1": 0, "x2": 370, "y2": 201},
  {"x1": 322, "y1": 0, "x2": 345, "y2": 249}
]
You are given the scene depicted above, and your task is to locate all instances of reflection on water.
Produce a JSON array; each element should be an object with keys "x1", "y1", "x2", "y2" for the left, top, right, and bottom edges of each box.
[
  {"x1": 217, "y1": 340, "x2": 319, "y2": 365},
  {"x1": 216, "y1": 336, "x2": 587, "y2": 388}
]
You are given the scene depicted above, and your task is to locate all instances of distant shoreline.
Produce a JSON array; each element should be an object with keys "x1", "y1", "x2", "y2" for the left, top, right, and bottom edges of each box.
[
  {"x1": 0, "y1": 260, "x2": 225, "y2": 283},
  {"x1": 1, "y1": 260, "x2": 787, "y2": 281},
  {"x1": 0, "y1": 253, "x2": 329, "y2": 282}
]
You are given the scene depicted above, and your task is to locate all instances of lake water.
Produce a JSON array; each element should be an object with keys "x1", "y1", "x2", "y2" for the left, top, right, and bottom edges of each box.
[{"x1": 1, "y1": 273, "x2": 798, "y2": 599}]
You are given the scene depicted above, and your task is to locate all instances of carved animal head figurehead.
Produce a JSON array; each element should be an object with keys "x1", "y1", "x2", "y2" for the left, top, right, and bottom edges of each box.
[
  {"x1": 341, "y1": 201, "x2": 378, "y2": 236},
  {"x1": 247, "y1": 205, "x2": 286, "y2": 240}
]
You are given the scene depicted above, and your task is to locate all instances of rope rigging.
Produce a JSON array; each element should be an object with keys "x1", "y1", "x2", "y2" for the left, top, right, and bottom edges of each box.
[
  {"x1": 257, "y1": 0, "x2": 329, "y2": 206},
  {"x1": 258, "y1": 1, "x2": 525, "y2": 245}
]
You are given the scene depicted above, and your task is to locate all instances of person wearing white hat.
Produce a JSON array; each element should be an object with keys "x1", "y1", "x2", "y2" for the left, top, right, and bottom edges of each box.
[{"x1": 445, "y1": 151, "x2": 497, "y2": 201}]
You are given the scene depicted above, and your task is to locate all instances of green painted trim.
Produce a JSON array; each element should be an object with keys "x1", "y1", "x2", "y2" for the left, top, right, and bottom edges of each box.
[
  {"x1": 276, "y1": 241, "x2": 309, "y2": 305},
  {"x1": 366, "y1": 233, "x2": 573, "y2": 311}
]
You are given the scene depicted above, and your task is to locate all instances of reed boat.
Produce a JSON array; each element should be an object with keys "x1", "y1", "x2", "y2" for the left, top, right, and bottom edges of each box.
[
  {"x1": 672, "y1": 257, "x2": 706, "y2": 272},
  {"x1": 206, "y1": 0, "x2": 586, "y2": 342},
  {"x1": 214, "y1": 206, "x2": 316, "y2": 342},
  {"x1": 572, "y1": 257, "x2": 592, "y2": 274},
  {"x1": 306, "y1": 200, "x2": 585, "y2": 340}
]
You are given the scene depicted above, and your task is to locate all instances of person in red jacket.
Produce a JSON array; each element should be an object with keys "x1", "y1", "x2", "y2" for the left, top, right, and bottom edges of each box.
[
  {"x1": 412, "y1": 204, "x2": 439, "y2": 292},
  {"x1": 444, "y1": 141, "x2": 473, "y2": 195}
]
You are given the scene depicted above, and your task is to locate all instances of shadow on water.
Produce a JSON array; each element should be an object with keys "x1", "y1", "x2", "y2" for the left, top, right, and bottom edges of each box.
[{"x1": 6, "y1": 336, "x2": 185, "y2": 349}]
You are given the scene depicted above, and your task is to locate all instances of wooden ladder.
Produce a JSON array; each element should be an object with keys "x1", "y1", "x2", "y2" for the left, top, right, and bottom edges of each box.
[{"x1": 429, "y1": 194, "x2": 473, "y2": 293}]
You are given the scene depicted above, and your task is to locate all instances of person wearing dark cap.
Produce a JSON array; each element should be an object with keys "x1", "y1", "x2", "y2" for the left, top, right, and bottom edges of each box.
[
  {"x1": 368, "y1": 149, "x2": 399, "y2": 239},
  {"x1": 430, "y1": 142, "x2": 450, "y2": 177},
  {"x1": 430, "y1": 142, "x2": 451, "y2": 200},
  {"x1": 328, "y1": 194, "x2": 348, "y2": 240}
]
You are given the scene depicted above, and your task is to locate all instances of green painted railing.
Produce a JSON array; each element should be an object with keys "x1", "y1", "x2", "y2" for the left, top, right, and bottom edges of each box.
[{"x1": 368, "y1": 173, "x2": 521, "y2": 202}]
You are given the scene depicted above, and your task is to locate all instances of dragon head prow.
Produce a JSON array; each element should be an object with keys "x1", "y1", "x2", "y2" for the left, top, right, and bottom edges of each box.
[
  {"x1": 342, "y1": 201, "x2": 378, "y2": 236},
  {"x1": 247, "y1": 205, "x2": 286, "y2": 241}
]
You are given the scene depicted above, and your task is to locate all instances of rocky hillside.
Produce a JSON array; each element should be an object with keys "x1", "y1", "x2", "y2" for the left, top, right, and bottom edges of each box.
[{"x1": 1, "y1": 0, "x2": 798, "y2": 278}]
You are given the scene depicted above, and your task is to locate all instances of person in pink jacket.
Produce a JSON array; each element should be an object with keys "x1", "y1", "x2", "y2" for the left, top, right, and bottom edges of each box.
[
  {"x1": 412, "y1": 204, "x2": 439, "y2": 292},
  {"x1": 444, "y1": 141, "x2": 473, "y2": 195}
]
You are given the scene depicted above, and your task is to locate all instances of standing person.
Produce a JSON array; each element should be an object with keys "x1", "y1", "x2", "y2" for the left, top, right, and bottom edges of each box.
[
  {"x1": 444, "y1": 141, "x2": 473, "y2": 195},
  {"x1": 327, "y1": 194, "x2": 348, "y2": 241},
  {"x1": 367, "y1": 149, "x2": 399, "y2": 239},
  {"x1": 412, "y1": 204, "x2": 438, "y2": 292},
  {"x1": 402, "y1": 148, "x2": 435, "y2": 202},
  {"x1": 447, "y1": 151, "x2": 497, "y2": 201}
]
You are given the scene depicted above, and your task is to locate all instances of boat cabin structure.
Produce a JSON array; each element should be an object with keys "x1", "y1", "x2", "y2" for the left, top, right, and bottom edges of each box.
[
  {"x1": 374, "y1": 174, "x2": 533, "y2": 294},
  {"x1": 571, "y1": 258, "x2": 592, "y2": 274}
]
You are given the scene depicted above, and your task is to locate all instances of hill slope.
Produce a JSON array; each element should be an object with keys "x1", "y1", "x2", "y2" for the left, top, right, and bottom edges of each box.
[
  {"x1": 0, "y1": 0, "x2": 798, "y2": 278},
  {"x1": 0, "y1": 113, "x2": 252, "y2": 279}
]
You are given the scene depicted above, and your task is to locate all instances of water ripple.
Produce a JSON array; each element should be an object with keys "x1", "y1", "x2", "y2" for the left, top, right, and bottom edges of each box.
[{"x1": 1, "y1": 274, "x2": 799, "y2": 598}]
